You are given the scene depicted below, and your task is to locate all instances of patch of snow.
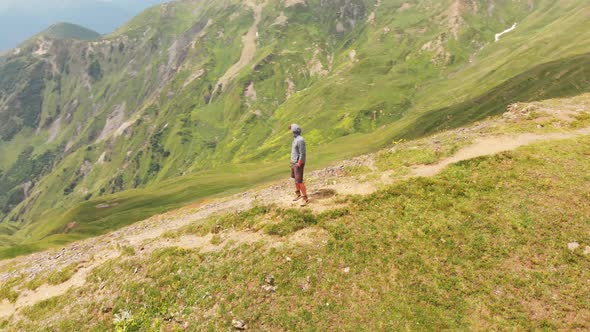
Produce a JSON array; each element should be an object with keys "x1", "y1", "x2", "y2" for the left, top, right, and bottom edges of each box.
[{"x1": 495, "y1": 23, "x2": 517, "y2": 42}]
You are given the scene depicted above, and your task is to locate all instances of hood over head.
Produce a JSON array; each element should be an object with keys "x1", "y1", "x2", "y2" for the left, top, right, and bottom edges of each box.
[{"x1": 290, "y1": 124, "x2": 302, "y2": 137}]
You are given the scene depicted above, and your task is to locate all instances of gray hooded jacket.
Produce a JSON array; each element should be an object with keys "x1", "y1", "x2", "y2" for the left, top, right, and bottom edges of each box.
[{"x1": 290, "y1": 124, "x2": 306, "y2": 165}]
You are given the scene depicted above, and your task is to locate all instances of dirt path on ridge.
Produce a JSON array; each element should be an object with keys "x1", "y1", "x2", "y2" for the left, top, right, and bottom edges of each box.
[
  {"x1": 2, "y1": 123, "x2": 590, "y2": 320},
  {"x1": 412, "y1": 127, "x2": 590, "y2": 177}
]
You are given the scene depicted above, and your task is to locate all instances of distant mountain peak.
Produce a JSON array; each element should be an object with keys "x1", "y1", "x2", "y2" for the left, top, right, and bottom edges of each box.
[{"x1": 40, "y1": 22, "x2": 101, "y2": 41}]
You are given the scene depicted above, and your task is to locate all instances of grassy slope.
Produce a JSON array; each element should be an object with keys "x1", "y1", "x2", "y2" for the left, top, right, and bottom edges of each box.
[
  {"x1": 2, "y1": 0, "x2": 590, "y2": 258},
  {"x1": 6, "y1": 49, "x2": 589, "y2": 260},
  {"x1": 4, "y1": 115, "x2": 590, "y2": 330},
  {"x1": 41, "y1": 23, "x2": 101, "y2": 40}
]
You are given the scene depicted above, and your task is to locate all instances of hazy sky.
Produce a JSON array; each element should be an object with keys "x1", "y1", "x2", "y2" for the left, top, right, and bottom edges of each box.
[{"x1": 0, "y1": 0, "x2": 169, "y2": 50}]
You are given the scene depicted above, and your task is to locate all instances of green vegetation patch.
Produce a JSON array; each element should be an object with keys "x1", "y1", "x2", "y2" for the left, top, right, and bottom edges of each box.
[
  {"x1": 0, "y1": 277, "x2": 20, "y2": 303},
  {"x1": 42, "y1": 23, "x2": 101, "y2": 41},
  {"x1": 7, "y1": 135, "x2": 590, "y2": 330},
  {"x1": 179, "y1": 205, "x2": 320, "y2": 238},
  {"x1": 47, "y1": 263, "x2": 79, "y2": 285}
]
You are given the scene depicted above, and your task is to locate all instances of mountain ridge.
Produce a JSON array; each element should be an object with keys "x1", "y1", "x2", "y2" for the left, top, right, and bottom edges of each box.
[
  {"x1": 0, "y1": 0, "x2": 590, "y2": 257},
  {"x1": 2, "y1": 92, "x2": 590, "y2": 328},
  {"x1": 0, "y1": 0, "x2": 170, "y2": 51},
  {"x1": 39, "y1": 22, "x2": 101, "y2": 41}
]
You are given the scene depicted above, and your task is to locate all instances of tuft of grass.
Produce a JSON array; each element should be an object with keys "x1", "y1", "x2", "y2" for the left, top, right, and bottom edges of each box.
[
  {"x1": 46, "y1": 263, "x2": 78, "y2": 285},
  {"x1": 120, "y1": 245, "x2": 136, "y2": 256},
  {"x1": 24, "y1": 276, "x2": 45, "y2": 291},
  {"x1": 210, "y1": 234, "x2": 222, "y2": 245},
  {"x1": 20, "y1": 296, "x2": 67, "y2": 322},
  {"x1": 263, "y1": 209, "x2": 318, "y2": 236},
  {"x1": 344, "y1": 166, "x2": 372, "y2": 177},
  {"x1": 0, "y1": 279, "x2": 19, "y2": 303}
]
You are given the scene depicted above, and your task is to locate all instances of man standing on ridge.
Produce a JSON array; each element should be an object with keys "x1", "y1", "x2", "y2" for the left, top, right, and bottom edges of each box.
[{"x1": 289, "y1": 124, "x2": 308, "y2": 207}]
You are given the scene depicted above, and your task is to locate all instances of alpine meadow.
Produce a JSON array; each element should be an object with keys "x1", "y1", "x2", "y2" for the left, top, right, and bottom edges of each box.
[{"x1": 1, "y1": 0, "x2": 590, "y2": 330}]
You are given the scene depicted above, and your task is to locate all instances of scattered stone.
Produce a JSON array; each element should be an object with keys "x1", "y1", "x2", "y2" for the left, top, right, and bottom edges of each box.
[
  {"x1": 262, "y1": 274, "x2": 277, "y2": 292},
  {"x1": 493, "y1": 287, "x2": 503, "y2": 297},
  {"x1": 54, "y1": 248, "x2": 66, "y2": 259},
  {"x1": 232, "y1": 319, "x2": 247, "y2": 330},
  {"x1": 583, "y1": 246, "x2": 590, "y2": 255},
  {"x1": 285, "y1": 256, "x2": 292, "y2": 262},
  {"x1": 300, "y1": 276, "x2": 311, "y2": 291},
  {"x1": 343, "y1": 267, "x2": 350, "y2": 273},
  {"x1": 567, "y1": 242, "x2": 580, "y2": 251},
  {"x1": 261, "y1": 284, "x2": 276, "y2": 293}
]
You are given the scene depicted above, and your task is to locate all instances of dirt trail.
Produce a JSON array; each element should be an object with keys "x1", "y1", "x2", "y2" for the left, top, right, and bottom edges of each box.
[
  {"x1": 121, "y1": 196, "x2": 255, "y2": 245},
  {"x1": 413, "y1": 127, "x2": 590, "y2": 177},
  {"x1": 0, "y1": 300, "x2": 13, "y2": 319},
  {"x1": 2, "y1": 124, "x2": 590, "y2": 319},
  {"x1": 209, "y1": 0, "x2": 266, "y2": 102},
  {"x1": 0, "y1": 249, "x2": 118, "y2": 319}
]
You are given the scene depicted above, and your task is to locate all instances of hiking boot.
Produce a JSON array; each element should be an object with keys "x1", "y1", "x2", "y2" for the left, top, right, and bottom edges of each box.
[
  {"x1": 300, "y1": 196, "x2": 309, "y2": 207},
  {"x1": 293, "y1": 191, "x2": 302, "y2": 201}
]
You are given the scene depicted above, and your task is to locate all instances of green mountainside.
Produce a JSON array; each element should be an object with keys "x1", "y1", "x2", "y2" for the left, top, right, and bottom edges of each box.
[
  {"x1": 1, "y1": 0, "x2": 590, "y2": 257},
  {"x1": 1, "y1": 93, "x2": 590, "y2": 329},
  {"x1": 40, "y1": 23, "x2": 101, "y2": 41}
]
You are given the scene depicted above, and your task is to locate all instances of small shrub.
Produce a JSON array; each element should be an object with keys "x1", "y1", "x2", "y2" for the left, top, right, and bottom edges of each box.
[
  {"x1": 0, "y1": 276, "x2": 21, "y2": 303},
  {"x1": 25, "y1": 277, "x2": 45, "y2": 291}
]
